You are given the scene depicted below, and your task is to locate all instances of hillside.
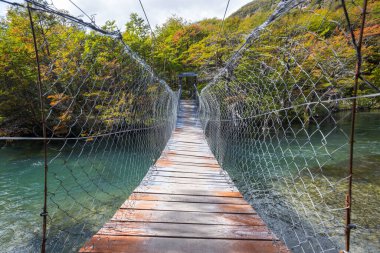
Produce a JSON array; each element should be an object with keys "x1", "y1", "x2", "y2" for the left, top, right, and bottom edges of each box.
[{"x1": 229, "y1": 0, "x2": 279, "y2": 18}]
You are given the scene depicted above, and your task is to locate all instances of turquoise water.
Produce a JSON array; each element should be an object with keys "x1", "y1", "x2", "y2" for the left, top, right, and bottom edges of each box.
[
  {"x1": 1, "y1": 112, "x2": 379, "y2": 252},
  {"x1": 0, "y1": 131, "x2": 165, "y2": 252},
  {"x1": 215, "y1": 111, "x2": 380, "y2": 253}
]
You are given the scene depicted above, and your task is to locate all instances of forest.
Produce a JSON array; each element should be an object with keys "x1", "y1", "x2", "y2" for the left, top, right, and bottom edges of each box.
[{"x1": 0, "y1": 0, "x2": 379, "y2": 136}]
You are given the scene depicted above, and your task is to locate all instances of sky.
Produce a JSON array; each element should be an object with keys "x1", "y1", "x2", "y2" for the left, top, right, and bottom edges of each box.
[{"x1": 0, "y1": 0, "x2": 253, "y2": 30}]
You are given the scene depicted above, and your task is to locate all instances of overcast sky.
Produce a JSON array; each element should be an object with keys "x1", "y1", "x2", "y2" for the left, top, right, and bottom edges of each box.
[{"x1": 0, "y1": 0, "x2": 252, "y2": 30}]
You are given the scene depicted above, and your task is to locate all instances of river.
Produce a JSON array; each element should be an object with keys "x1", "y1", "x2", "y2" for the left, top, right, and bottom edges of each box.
[
  {"x1": 0, "y1": 130, "x2": 164, "y2": 252},
  {"x1": 0, "y1": 112, "x2": 379, "y2": 252}
]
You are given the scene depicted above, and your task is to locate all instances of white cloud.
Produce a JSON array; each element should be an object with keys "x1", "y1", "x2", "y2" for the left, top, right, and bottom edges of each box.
[{"x1": 0, "y1": 0, "x2": 253, "y2": 30}]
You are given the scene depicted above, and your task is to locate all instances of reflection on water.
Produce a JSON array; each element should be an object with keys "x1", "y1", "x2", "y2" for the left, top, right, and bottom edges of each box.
[
  {"x1": 217, "y1": 111, "x2": 380, "y2": 253},
  {"x1": 0, "y1": 130, "x2": 165, "y2": 252}
]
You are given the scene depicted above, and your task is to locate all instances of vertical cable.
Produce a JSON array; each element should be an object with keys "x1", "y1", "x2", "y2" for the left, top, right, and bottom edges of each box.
[
  {"x1": 137, "y1": 0, "x2": 160, "y2": 73},
  {"x1": 340, "y1": 0, "x2": 368, "y2": 251},
  {"x1": 26, "y1": 2, "x2": 49, "y2": 253},
  {"x1": 138, "y1": 0, "x2": 155, "y2": 40},
  {"x1": 215, "y1": 0, "x2": 231, "y2": 68}
]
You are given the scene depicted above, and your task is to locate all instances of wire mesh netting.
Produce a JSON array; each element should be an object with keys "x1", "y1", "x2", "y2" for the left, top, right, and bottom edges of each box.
[
  {"x1": 0, "y1": 1, "x2": 178, "y2": 252},
  {"x1": 199, "y1": 0, "x2": 379, "y2": 252}
]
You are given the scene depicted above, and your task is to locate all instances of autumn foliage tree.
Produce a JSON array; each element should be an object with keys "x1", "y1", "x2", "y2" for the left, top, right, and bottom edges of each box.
[{"x1": 0, "y1": 0, "x2": 379, "y2": 136}]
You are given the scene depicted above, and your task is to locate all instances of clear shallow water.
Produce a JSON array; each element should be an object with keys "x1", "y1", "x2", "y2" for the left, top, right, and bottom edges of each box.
[
  {"x1": 212, "y1": 111, "x2": 380, "y2": 253},
  {"x1": 0, "y1": 131, "x2": 165, "y2": 252},
  {"x1": 1, "y1": 112, "x2": 379, "y2": 252}
]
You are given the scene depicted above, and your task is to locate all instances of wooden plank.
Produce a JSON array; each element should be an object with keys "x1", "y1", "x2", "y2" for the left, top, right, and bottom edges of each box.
[
  {"x1": 134, "y1": 187, "x2": 242, "y2": 197},
  {"x1": 147, "y1": 176, "x2": 232, "y2": 185},
  {"x1": 152, "y1": 170, "x2": 223, "y2": 176},
  {"x1": 165, "y1": 156, "x2": 218, "y2": 165},
  {"x1": 168, "y1": 140, "x2": 207, "y2": 144},
  {"x1": 144, "y1": 175, "x2": 228, "y2": 182},
  {"x1": 111, "y1": 209, "x2": 264, "y2": 226},
  {"x1": 147, "y1": 180, "x2": 231, "y2": 186},
  {"x1": 80, "y1": 236, "x2": 288, "y2": 253},
  {"x1": 154, "y1": 166, "x2": 221, "y2": 173},
  {"x1": 156, "y1": 160, "x2": 221, "y2": 168},
  {"x1": 166, "y1": 148, "x2": 212, "y2": 153},
  {"x1": 145, "y1": 178, "x2": 232, "y2": 186},
  {"x1": 167, "y1": 144, "x2": 209, "y2": 149},
  {"x1": 150, "y1": 169, "x2": 224, "y2": 177},
  {"x1": 148, "y1": 175, "x2": 227, "y2": 182},
  {"x1": 165, "y1": 150, "x2": 214, "y2": 157},
  {"x1": 136, "y1": 182, "x2": 238, "y2": 191},
  {"x1": 97, "y1": 221, "x2": 274, "y2": 240},
  {"x1": 127, "y1": 193, "x2": 248, "y2": 204},
  {"x1": 173, "y1": 132, "x2": 204, "y2": 136},
  {"x1": 155, "y1": 163, "x2": 221, "y2": 171},
  {"x1": 135, "y1": 184, "x2": 239, "y2": 194},
  {"x1": 163, "y1": 152, "x2": 214, "y2": 159},
  {"x1": 167, "y1": 144, "x2": 209, "y2": 148},
  {"x1": 120, "y1": 200, "x2": 255, "y2": 214},
  {"x1": 166, "y1": 145, "x2": 211, "y2": 150},
  {"x1": 148, "y1": 171, "x2": 227, "y2": 179},
  {"x1": 171, "y1": 134, "x2": 205, "y2": 138},
  {"x1": 168, "y1": 141, "x2": 208, "y2": 145}
]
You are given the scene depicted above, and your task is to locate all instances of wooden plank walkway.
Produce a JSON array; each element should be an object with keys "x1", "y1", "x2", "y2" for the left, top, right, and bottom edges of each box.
[{"x1": 80, "y1": 100, "x2": 288, "y2": 253}]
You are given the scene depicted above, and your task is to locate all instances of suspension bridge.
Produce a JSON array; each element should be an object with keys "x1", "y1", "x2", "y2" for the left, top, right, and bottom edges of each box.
[
  {"x1": 0, "y1": 0, "x2": 378, "y2": 253},
  {"x1": 79, "y1": 100, "x2": 288, "y2": 252}
]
